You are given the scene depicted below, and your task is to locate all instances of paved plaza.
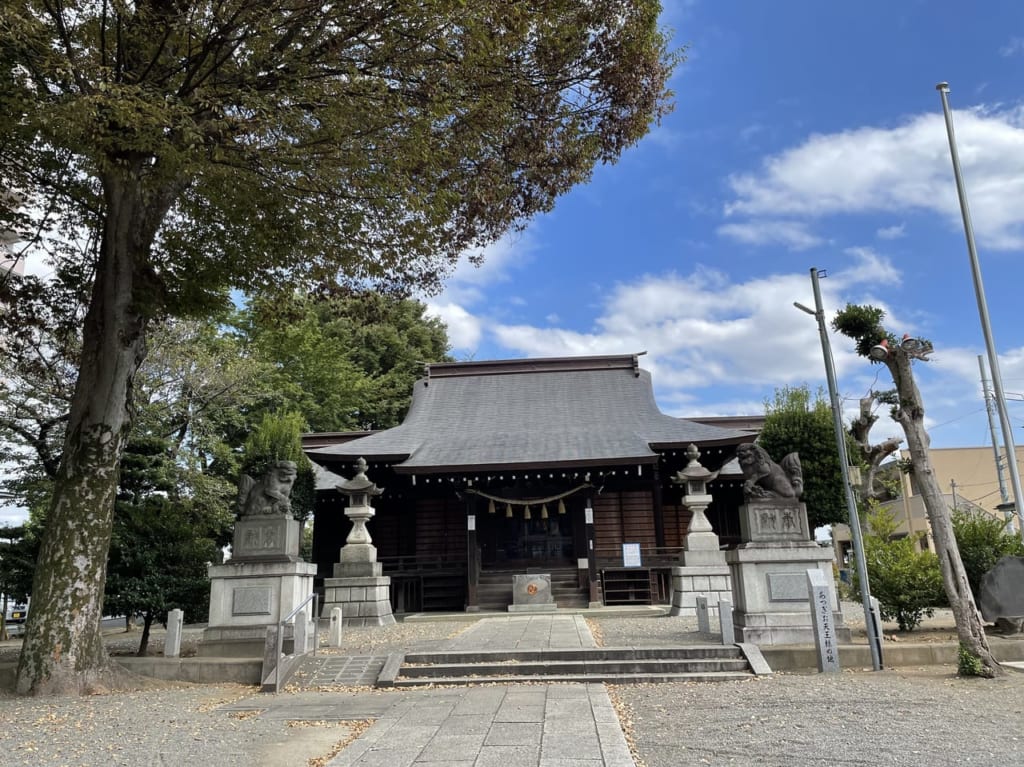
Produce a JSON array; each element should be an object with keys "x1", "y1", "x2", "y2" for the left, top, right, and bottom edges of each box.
[{"x1": 226, "y1": 614, "x2": 635, "y2": 766}]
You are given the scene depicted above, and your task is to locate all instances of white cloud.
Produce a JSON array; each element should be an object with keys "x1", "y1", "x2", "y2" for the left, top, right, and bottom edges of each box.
[
  {"x1": 876, "y1": 223, "x2": 906, "y2": 240},
  {"x1": 492, "y1": 250, "x2": 896, "y2": 393},
  {"x1": 722, "y1": 106, "x2": 1024, "y2": 250},
  {"x1": 424, "y1": 230, "x2": 538, "y2": 355},
  {"x1": 425, "y1": 300, "x2": 482, "y2": 352},
  {"x1": 717, "y1": 220, "x2": 824, "y2": 250},
  {"x1": 999, "y1": 37, "x2": 1024, "y2": 57}
]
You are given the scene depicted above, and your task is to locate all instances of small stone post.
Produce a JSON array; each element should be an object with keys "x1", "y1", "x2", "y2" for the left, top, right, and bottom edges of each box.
[
  {"x1": 328, "y1": 607, "x2": 344, "y2": 647},
  {"x1": 696, "y1": 596, "x2": 711, "y2": 634},
  {"x1": 294, "y1": 611, "x2": 311, "y2": 654},
  {"x1": 717, "y1": 599, "x2": 734, "y2": 646},
  {"x1": 164, "y1": 608, "x2": 184, "y2": 658}
]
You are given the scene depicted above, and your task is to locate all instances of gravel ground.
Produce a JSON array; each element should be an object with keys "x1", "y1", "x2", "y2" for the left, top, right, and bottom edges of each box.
[
  {"x1": 1, "y1": 610, "x2": 1018, "y2": 767},
  {"x1": 610, "y1": 668, "x2": 1024, "y2": 767}
]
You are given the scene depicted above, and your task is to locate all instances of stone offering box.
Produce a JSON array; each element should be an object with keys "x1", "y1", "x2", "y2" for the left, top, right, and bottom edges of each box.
[{"x1": 510, "y1": 573, "x2": 556, "y2": 612}]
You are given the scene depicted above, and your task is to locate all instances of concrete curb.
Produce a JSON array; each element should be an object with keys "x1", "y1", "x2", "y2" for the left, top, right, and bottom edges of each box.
[{"x1": 761, "y1": 638, "x2": 1024, "y2": 671}]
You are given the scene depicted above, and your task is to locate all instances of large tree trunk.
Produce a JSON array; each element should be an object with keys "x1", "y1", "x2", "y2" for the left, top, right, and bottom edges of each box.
[
  {"x1": 16, "y1": 173, "x2": 158, "y2": 695},
  {"x1": 888, "y1": 352, "x2": 1002, "y2": 677}
]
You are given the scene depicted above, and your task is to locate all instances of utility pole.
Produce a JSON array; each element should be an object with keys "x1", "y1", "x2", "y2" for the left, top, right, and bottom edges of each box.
[
  {"x1": 794, "y1": 268, "x2": 883, "y2": 671},
  {"x1": 979, "y1": 355, "x2": 1013, "y2": 530},
  {"x1": 936, "y1": 82, "x2": 1024, "y2": 541}
]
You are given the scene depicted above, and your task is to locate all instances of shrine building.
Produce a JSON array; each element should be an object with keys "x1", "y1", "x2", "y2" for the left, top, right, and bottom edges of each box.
[{"x1": 305, "y1": 353, "x2": 755, "y2": 612}]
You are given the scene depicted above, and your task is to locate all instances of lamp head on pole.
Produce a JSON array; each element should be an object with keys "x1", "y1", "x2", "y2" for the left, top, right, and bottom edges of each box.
[{"x1": 868, "y1": 338, "x2": 889, "y2": 361}]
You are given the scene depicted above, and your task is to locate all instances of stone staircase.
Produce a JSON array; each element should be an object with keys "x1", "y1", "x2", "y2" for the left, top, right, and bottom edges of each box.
[
  {"x1": 476, "y1": 567, "x2": 588, "y2": 611},
  {"x1": 378, "y1": 644, "x2": 764, "y2": 687}
]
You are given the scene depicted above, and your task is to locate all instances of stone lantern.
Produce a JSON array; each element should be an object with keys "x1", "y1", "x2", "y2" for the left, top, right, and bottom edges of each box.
[
  {"x1": 667, "y1": 444, "x2": 732, "y2": 618},
  {"x1": 671, "y1": 444, "x2": 724, "y2": 567},
  {"x1": 335, "y1": 457, "x2": 385, "y2": 576},
  {"x1": 322, "y1": 458, "x2": 395, "y2": 627}
]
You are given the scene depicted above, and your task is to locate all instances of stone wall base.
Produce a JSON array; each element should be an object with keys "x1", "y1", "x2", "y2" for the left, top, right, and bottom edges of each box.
[
  {"x1": 323, "y1": 575, "x2": 396, "y2": 627},
  {"x1": 668, "y1": 565, "x2": 732, "y2": 618}
]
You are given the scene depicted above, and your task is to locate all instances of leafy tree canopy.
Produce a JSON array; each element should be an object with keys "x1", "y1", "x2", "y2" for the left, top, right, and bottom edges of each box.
[
  {"x1": 239, "y1": 289, "x2": 451, "y2": 432},
  {"x1": 106, "y1": 435, "x2": 233, "y2": 655},
  {"x1": 1, "y1": 0, "x2": 677, "y2": 694},
  {"x1": 2, "y1": 0, "x2": 676, "y2": 307},
  {"x1": 758, "y1": 385, "x2": 845, "y2": 529}
]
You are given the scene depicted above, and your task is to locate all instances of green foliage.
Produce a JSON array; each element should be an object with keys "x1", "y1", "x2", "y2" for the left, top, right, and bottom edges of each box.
[
  {"x1": 952, "y1": 510, "x2": 1024, "y2": 602},
  {"x1": 240, "y1": 291, "x2": 451, "y2": 432},
  {"x1": 858, "y1": 504, "x2": 945, "y2": 631},
  {"x1": 2, "y1": 1, "x2": 676, "y2": 309},
  {"x1": 758, "y1": 385, "x2": 846, "y2": 529},
  {"x1": 0, "y1": 525, "x2": 36, "y2": 606},
  {"x1": 958, "y1": 642, "x2": 992, "y2": 678},
  {"x1": 105, "y1": 436, "x2": 234, "y2": 653},
  {"x1": 240, "y1": 412, "x2": 316, "y2": 524},
  {"x1": 831, "y1": 305, "x2": 891, "y2": 360}
]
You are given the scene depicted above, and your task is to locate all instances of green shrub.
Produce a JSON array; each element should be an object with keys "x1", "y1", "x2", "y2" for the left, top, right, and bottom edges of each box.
[
  {"x1": 240, "y1": 411, "x2": 316, "y2": 523},
  {"x1": 952, "y1": 510, "x2": 1024, "y2": 602},
  {"x1": 957, "y1": 642, "x2": 990, "y2": 678},
  {"x1": 855, "y1": 504, "x2": 945, "y2": 631}
]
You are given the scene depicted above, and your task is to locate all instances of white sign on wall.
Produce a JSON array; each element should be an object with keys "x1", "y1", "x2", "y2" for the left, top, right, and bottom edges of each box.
[{"x1": 622, "y1": 543, "x2": 642, "y2": 568}]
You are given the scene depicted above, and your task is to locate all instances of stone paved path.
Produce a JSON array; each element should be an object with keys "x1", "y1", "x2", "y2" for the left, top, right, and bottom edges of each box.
[{"x1": 226, "y1": 615, "x2": 636, "y2": 766}]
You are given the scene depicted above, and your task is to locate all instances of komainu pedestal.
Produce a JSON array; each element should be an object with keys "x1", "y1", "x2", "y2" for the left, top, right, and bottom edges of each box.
[
  {"x1": 727, "y1": 500, "x2": 849, "y2": 645},
  {"x1": 201, "y1": 461, "x2": 316, "y2": 656}
]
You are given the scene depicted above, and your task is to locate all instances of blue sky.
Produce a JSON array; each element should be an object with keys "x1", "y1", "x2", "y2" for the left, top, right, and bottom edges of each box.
[
  {"x1": 5, "y1": 2, "x2": 1024, "y2": 525},
  {"x1": 426, "y1": 0, "x2": 1024, "y2": 454}
]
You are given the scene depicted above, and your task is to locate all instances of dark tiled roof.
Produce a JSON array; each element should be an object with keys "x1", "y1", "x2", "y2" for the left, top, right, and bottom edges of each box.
[{"x1": 307, "y1": 355, "x2": 752, "y2": 473}]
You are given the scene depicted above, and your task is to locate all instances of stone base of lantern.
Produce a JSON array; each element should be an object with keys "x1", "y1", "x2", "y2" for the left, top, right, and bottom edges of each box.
[
  {"x1": 322, "y1": 572, "x2": 396, "y2": 627},
  {"x1": 667, "y1": 564, "x2": 733, "y2": 618}
]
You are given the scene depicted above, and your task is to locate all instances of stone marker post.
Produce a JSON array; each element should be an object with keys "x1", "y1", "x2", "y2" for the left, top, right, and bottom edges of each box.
[
  {"x1": 718, "y1": 599, "x2": 734, "y2": 646},
  {"x1": 807, "y1": 569, "x2": 840, "y2": 672},
  {"x1": 164, "y1": 608, "x2": 184, "y2": 658},
  {"x1": 329, "y1": 607, "x2": 344, "y2": 647},
  {"x1": 696, "y1": 596, "x2": 711, "y2": 634}
]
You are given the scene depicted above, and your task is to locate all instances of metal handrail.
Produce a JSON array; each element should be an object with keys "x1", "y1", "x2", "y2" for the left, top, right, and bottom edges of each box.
[{"x1": 273, "y1": 591, "x2": 319, "y2": 693}]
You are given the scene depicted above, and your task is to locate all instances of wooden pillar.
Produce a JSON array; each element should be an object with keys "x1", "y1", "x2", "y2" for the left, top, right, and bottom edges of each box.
[
  {"x1": 466, "y1": 494, "x2": 479, "y2": 612},
  {"x1": 585, "y1": 495, "x2": 600, "y2": 606},
  {"x1": 652, "y1": 462, "x2": 666, "y2": 549}
]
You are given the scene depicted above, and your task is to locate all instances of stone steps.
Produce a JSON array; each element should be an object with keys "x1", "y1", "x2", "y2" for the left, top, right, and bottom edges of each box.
[{"x1": 380, "y1": 645, "x2": 761, "y2": 687}]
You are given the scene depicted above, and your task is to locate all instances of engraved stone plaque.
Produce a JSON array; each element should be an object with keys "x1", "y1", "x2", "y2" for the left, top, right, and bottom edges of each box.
[
  {"x1": 739, "y1": 501, "x2": 810, "y2": 543},
  {"x1": 232, "y1": 516, "x2": 299, "y2": 560},
  {"x1": 232, "y1": 586, "x2": 273, "y2": 616},
  {"x1": 767, "y1": 572, "x2": 810, "y2": 602}
]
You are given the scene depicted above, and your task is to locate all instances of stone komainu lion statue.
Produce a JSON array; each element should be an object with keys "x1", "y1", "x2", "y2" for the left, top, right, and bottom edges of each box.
[
  {"x1": 736, "y1": 443, "x2": 803, "y2": 500},
  {"x1": 237, "y1": 460, "x2": 298, "y2": 518}
]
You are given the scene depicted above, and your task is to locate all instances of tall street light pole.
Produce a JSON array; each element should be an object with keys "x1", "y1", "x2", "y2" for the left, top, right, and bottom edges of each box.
[
  {"x1": 936, "y1": 82, "x2": 1024, "y2": 541},
  {"x1": 795, "y1": 267, "x2": 883, "y2": 671}
]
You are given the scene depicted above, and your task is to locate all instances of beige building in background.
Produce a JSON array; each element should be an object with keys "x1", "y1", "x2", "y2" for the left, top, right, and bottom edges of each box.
[{"x1": 834, "y1": 445, "x2": 1023, "y2": 570}]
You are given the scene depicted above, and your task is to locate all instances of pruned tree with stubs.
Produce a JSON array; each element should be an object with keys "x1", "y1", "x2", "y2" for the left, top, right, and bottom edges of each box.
[
  {"x1": 1, "y1": 1, "x2": 676, "y2": 694},
  {"x1": 833, "y1": 304, "x2": 1001, "y2": 677}
]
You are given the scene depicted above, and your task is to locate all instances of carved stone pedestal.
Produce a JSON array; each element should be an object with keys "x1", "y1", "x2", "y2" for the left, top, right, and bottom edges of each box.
[
  {"x1": 200, "y1": 521, "x2": 316, "y2": 657},
  {"x1": 200, "y1": 460, "x2": 316, "y2": 657},
  {"x1": 726, "y1": 502, "x2": 849, "y2": 645}
]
